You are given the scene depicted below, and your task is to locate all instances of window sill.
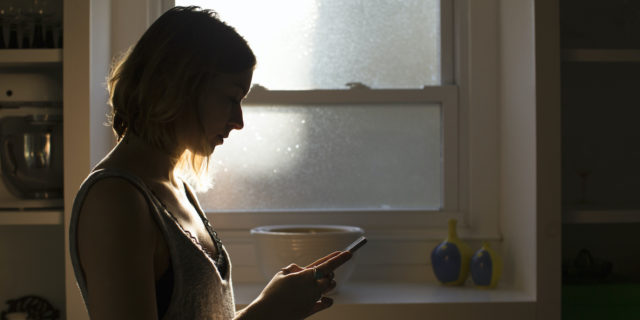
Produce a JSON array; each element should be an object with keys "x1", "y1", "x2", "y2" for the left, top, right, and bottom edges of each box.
[{"x1": 234, "y1": 280, "x2": 534, "y2": 305}]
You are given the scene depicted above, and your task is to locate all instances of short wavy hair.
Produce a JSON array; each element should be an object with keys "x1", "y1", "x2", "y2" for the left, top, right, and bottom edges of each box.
[{"x1": 107, "y1": 6, "x2": 256, "y2": 190}]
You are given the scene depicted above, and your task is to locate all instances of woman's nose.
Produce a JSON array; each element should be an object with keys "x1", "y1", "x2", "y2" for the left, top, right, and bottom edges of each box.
[{"x1": 229, "y1": 106, "x2": 244, "y2": 130}]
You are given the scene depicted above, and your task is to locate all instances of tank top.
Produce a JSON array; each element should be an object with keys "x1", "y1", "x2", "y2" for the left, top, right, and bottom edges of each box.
[{"x1": 69, "y1": 168, "x2": 236, "y2": 319}]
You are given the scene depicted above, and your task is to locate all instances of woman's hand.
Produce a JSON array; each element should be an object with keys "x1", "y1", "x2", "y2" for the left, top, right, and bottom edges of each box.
[{"x1": 237, "y1": 251, "x2": 352, "y2": 320}]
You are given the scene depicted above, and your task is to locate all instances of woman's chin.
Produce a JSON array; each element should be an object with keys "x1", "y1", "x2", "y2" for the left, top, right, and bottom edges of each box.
[{"x1": 199, "y1": 144, "x2": 216, "y2": 156}]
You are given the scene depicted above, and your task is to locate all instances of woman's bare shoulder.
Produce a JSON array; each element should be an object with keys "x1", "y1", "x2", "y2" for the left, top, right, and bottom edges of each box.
[{"x1": 78, "y1": 175, "x2": 156, "y2": 237}]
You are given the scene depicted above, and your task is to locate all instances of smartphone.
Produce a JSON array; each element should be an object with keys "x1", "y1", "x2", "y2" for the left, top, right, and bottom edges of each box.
[{"x1": 344, "y1": 236, "x2": 367, "y2": 253}]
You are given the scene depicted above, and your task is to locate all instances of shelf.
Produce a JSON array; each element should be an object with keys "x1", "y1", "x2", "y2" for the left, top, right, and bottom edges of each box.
[
  {"x1": 0, "y1": 210, "x2": 63, "y2": 225},
  {"x1": 562, "y1": 49, "x2": 640, "y2": 62},
  {"x1": 0, "y1": 49, "x2": 63, "y2": 67},
  {"x1": 563, "y1": 209, "x2": 640, "y2": 224}
]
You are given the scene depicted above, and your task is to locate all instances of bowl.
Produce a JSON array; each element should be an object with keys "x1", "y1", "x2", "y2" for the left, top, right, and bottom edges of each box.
[{"x1": 250, "y1": 225, "x2": 364, "y2": 290}]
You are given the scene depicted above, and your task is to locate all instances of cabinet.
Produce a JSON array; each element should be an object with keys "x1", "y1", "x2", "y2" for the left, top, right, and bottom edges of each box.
[{"x1": 560, "y1": 1, "x2": 640, "y2": 319}]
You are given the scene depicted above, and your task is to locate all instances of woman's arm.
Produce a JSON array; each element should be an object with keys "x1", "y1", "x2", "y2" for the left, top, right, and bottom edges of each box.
[{"x1": 77, "y1": 178, "x2": 160, "y2": 320}]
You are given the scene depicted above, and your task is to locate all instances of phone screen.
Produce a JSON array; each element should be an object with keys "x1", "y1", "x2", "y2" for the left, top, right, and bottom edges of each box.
[{"x1": 345, "y1": 236, "x2": 367, "y2": 253}]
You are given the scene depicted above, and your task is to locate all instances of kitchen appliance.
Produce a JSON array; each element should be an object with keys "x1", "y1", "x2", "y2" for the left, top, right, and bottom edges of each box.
[{"x1": 0, "y1": 72, "x2": 62, "y2": 209}]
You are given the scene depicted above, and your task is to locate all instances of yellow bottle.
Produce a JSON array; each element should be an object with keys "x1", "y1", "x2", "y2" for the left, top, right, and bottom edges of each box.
[
  {"x1": 470, "y1": 241, "x2": 502, "y2": 288},
  {"x1": 431, "y1": 218, "x2": 472, "y2": 285}
]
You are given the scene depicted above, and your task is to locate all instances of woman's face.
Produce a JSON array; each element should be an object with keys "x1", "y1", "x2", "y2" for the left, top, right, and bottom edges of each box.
[{"x1": 176, "y1": 68, "x2": 253, "y2": 156}]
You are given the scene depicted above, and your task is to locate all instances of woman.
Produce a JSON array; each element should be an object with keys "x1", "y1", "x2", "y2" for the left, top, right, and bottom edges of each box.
[{"x1": 69, "y1": 6, "x2": 351, "y2": 320}]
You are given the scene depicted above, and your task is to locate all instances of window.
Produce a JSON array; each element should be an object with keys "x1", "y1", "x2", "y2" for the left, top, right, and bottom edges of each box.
[
  {"x1": 158, "y1": 0, "x2": 505, "y2": 284},
  {"x1": 174, "y1": 0, "x2": 461, "y2": 222}
]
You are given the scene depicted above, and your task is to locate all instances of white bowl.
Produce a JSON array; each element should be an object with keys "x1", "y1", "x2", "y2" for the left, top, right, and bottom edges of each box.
[{"x1": 250, "y1": 225, "x2": 364, "y2": 290}]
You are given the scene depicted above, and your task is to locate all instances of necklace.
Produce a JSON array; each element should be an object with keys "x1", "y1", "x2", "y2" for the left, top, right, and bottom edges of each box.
[{"x1": 149, "y1": 188, "x2": 227, "y2": 274}]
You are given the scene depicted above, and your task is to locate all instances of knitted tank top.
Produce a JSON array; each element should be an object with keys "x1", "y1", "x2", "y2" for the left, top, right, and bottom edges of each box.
[{"x1": 69, "y1": 168, "x2": 236, "y2": 319}]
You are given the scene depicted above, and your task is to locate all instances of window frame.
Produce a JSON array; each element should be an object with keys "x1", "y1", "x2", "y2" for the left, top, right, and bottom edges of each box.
[
  {"x1": 208, "y1": 84, "x2": 460, "y2": 228},
  {"x1": 164, "y1": 0, "x2": 499, "y2": 241}
]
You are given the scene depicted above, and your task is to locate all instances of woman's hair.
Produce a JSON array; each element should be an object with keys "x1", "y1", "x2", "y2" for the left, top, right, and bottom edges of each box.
[{"x1": 107, "y1": 6, "x2": 256, "y2": 190}]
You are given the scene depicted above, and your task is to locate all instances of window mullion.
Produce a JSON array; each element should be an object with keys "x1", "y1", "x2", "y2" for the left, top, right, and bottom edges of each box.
[{"x1": 440, "y1": 0, "x2": 455, "y2": 84}]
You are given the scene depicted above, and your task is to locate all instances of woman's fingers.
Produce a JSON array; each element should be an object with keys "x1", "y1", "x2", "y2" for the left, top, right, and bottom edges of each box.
[
  {"x1": 316, "y1": 251, "x2": 352, "y2": 275},
  {"x1": 279, "y1": 263, "x2": 304, "y2": 275},
  {"x1": 285, "y1": 250, "x2": 350, "y2": 277},
  {"x1": 305, "y1": 251, "x2": 342, "y2": 268},
  {"x1": 316, "y1": 278, "x2": 337, "y2": 294},
  {"x1": 308, "y1": 296, "x2": 334, "y2": 317}
]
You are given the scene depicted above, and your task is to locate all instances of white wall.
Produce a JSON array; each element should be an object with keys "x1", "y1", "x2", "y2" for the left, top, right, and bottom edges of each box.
[
  {"x1": 64, "y1": 0, "x2": 98, "y2": 317},
  {"x1": 498, "y1": 0, "x2": 538, "y2": 295},
  {"x1": 90, "y1": 0, "x2": 114, "y2": 167},
  {"x1": 111, "y1": 0, "x2": 160, "y2": 60},
  {"x1": 498, "y1": 1, "x2": 562, "y2": 318}
]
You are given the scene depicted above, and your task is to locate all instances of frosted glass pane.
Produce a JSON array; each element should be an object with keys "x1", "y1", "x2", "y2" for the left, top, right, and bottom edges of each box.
[
  {"x1": 176, "y1": 0, "x2": 441, "y2": 89},
  {"x1": 197, "y1": 104, "x2": 442, "y2": 211}
]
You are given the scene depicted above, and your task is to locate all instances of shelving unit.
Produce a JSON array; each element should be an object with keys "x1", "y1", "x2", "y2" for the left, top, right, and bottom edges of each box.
[{"x1": 0, "y1": 12, "x2": 66, "y2": 317}]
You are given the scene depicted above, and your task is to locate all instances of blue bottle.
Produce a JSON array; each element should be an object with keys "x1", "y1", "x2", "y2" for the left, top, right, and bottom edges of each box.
[
  {"x1": 431, "y1": 219, "x2": 472, "y2": 285},
  {"x1": 470, "y1": 241, "x2": 502, "y2": 288}
]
